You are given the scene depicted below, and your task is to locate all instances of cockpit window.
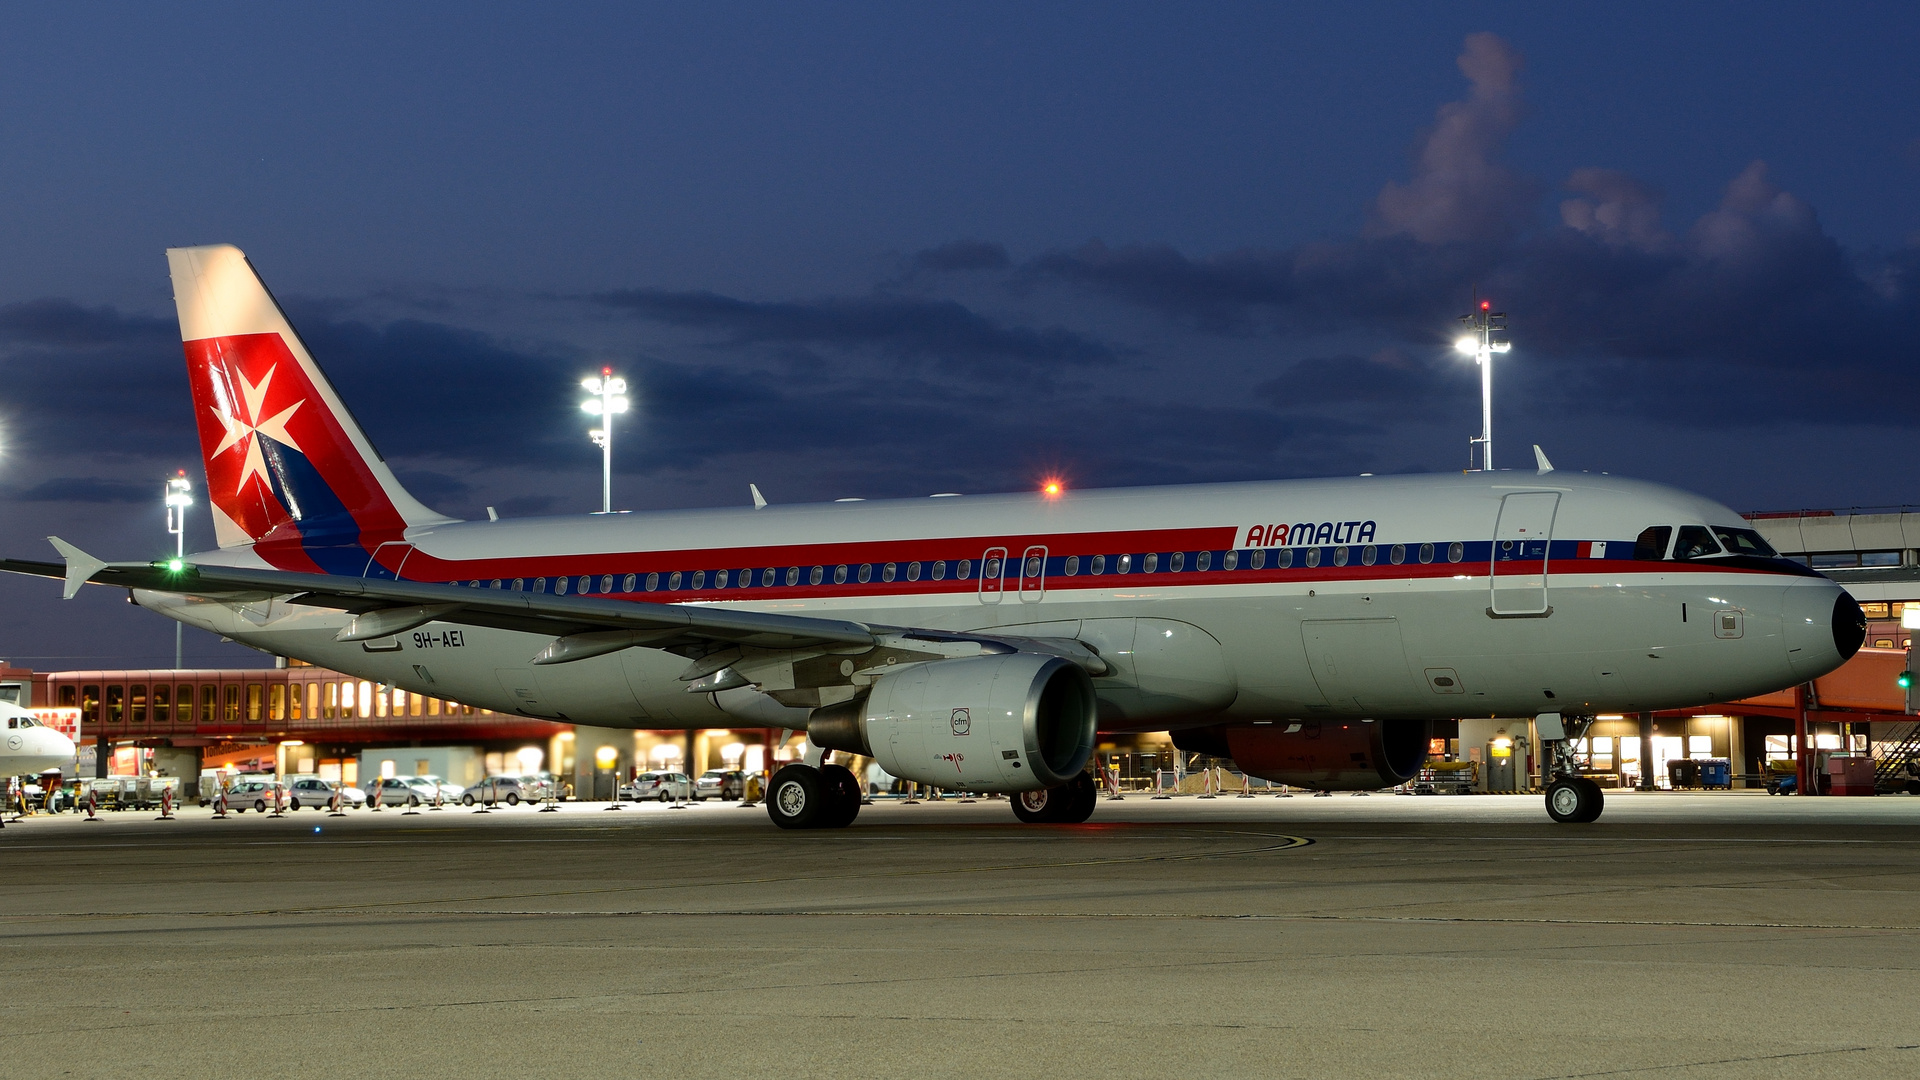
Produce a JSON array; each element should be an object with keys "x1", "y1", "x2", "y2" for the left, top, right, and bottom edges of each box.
[
  {"x1": 1712, "y1": 526, "x2": 1778, "y2": 558},
  {"x1": 1634, "y1": 526, "x2": 1672, "y2": 562},
  {"x1": 1671, "y1": 525, "x2": 1722, "y2": 561}
]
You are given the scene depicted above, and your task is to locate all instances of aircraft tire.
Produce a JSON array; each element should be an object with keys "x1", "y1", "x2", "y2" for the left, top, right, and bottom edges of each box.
[
  {"x1": 1057, "y1": 773, "x2": 1098, "y2": 824},
  {"x1": 1545, "y1": 777, "x2": 1603, "y2": 824},
  {"x1": 766, "y1": 764, "x2": 826, "y2": 830},
  {"x1": 820, "y1": 764, "x2": 861, "y2": 828},
  {"x1": 1011, "y1": 786, "x2": 1061, "y2": 823}
]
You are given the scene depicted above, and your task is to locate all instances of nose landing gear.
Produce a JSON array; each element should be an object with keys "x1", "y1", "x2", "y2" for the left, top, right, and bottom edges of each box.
[{"x1": 1544, "y1": 714, "x2": 1604, "y2": 823}]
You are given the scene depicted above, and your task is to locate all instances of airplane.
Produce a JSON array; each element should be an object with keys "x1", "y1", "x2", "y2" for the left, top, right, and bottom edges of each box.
[
  {"x1": 0, "y1": 701, "x2": 78, "y2": 778},
  {"x1": 0, "y1": 245, "x2": 1863, "y2": 829}
]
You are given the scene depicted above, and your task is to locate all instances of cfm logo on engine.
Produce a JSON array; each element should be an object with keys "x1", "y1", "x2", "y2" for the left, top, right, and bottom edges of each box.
[{"x1": 951, "y1": 708, "x2": 971, "y2": 736}]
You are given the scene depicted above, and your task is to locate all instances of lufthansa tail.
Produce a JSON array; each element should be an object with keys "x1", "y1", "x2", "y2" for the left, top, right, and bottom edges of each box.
[{"x1": 167, "y1": 245, "x2": 453, "y2": 571}]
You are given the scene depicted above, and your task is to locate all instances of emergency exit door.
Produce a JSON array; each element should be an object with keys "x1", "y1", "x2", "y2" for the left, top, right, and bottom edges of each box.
[{"x1": 1490, "y1": 491, "x2": 1558, "y2": 616}]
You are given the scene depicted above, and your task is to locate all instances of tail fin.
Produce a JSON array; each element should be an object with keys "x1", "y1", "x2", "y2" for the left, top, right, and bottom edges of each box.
[{"x1": 167, "y1": 245, "x2": 453, "y2": 569}]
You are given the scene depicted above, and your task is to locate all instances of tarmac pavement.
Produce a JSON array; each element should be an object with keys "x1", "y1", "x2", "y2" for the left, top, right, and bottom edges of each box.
[{"x1": 2, "y1": 790, "x2": 1917, "y2": 1078}]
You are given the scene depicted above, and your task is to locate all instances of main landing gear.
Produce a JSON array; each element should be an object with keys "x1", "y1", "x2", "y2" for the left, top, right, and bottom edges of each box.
[
  {"x1": 765, "y1": 763, "x2": 862, "y2": 830},
  {"x1": 1544, "y1": 714, "x2": 1604, "y2": 824},
  {"x1": 1010, "y1": 772, "x2": 1098, "y2": 825}
]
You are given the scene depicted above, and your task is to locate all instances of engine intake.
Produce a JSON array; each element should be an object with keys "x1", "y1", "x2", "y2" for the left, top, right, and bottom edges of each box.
[
  {"x1": 808, "y1": 653, "x2": 1096, "y2": 792},
  {"x1": 1174, "y1": 720, "x2": 1431, "y2": 791}
]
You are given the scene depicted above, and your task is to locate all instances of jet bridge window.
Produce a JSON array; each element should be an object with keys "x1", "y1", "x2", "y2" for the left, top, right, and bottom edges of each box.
[
  {"x1": 1671, "y1": 526, "x2": 1722, "y2": 561},
  {"x1": 1634, "y1": 526, "x2": 1672, "y2": 562},
  {"x1": 1712, "y1": 526, "x2": 1778, "y2": 558}
]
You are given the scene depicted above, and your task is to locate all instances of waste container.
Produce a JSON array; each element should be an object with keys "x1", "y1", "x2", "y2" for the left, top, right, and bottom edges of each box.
[
  {"x1": 1699, "y1": 758, "x2": 1731, "y2": 789},
  {"x1": 1666, "y1": 758, "x2": 1702, "y2": 789}
]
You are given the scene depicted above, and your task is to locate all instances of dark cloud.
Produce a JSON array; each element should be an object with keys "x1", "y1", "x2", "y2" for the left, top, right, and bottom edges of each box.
[
  {"x1": 595, "y1": 289, "x2": 1114, "y2": 368},
  {"x1": 14, "y1": 477, "x2": 153, "y2": 503},
  {"x1": 913, "y1": 241, "x2": 1011, "y2": 272},
  {"x1": 1262, "y1": 348, "x2": 1477, "y2": 410},
  {"x1": 0, "y1": 299, "x2": 173, "y2": 348}
]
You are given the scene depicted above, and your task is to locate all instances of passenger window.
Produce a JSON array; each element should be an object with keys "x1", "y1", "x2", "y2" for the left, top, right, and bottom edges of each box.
[
  {"x1": 787, "y1": 567, "x2": 800, "y2": 586},
  {"x1": 810, "y1": 566, "x2": 824, "y2": 585},
  {"x1": 646, "y1": 573, "x2": 659, "y2": 591},
  {"x1": 1633, "y1": 526, "x2": 1672, "y2": 562},
  {"x1": 624, "y1": 573, "x2": 638, "y2": 592},
  {"x1": 882, "y1": 563, "x2": 896, "y2": 582},
  {"x1": 983, "y1": 557, "x2": 1001, "y2": 579},
  {"x1": 1221, "y1": 550, "x2": 1236, "y2": 570},
  {"x1": 600, "y1": 575, "x2": 614, "y2": 593},
  {"x1": 958, "y1": 559, "x2": 972, "y2": 579},
  {"x1": 512, "y1": 578, "x2": 524, "y2": 591},
  {"x1": 1143, "y1": 553, "x2": 1159, "y2": 573},
  {"x1": 1447, "y1": 542, "x2": 1465, "y2": 563},
  {"x1": 1361, "y1": 545, "x2": 1377, "y2": 566},
  {"x1": 763, "y1": 568, "x2": 777, "y2": 587},
  {"x1": 555, "y1": 576, "x2": 569, "y2": 595},
  {"x1": 1671, "y1": 526, "x2": 1721, "y2": 561},
  {"x1": 1333, "y1": 547, "x2": 1349, "y2": 567},
  {"x1": 490, "y1": 579, "x2": 503, "y2": 589},
  {"x1": 692, "y1": 570, "x2": 706, "y2": 589},
  {"x1": 857, "y1": 564, "x2": 871, "y2": 583},
  {"x1": 1249, "y1": 550, "x2": 1265, "y2": 570},
  {"x1": 1275, "y1": 549, "x2": 1291, "y2": 568},
  {"x1": 906, "y1": 562, "x2": 920, "y2": 581},
  {"x1": 1171, "y1": 552, "x2": 1186, "y2": 572},
  {"x1": 1090, "y1": 555, "x2": 1105, "y2": 575},
  {"x1": 1389, "y1": 544, "x2": 1404, "y2": 565},
  {"x1": 1419, "y1": 542, "x2": 1434, "y2": 564},
  {"x1": 834, "y1": 565, "x2": 848, "y2": 584},
  {"x1": 669, "y1": 572, "x2": 683, "y2": 590},
  {"x1": 579, "y1": 575, "x2": 593, "y2": 594},
  {"x1": 931, "y1": 561, "x2": 946, "y2": 581},
  {"x1": 534, "y1": 577, "x2": 547, "y2": 593},
  {"x1": 1304, "y1": 548, "x2": 1321, "y2": 568}
]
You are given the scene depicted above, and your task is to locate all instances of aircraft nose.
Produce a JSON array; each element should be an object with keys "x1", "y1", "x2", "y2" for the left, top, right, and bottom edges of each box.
[{"x1": 1783, "y1": 584, "x2": 1863, "y2": 679}]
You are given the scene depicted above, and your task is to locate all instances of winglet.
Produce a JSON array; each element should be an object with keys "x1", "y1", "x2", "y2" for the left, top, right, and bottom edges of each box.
[
  {"x1": 1533, "y1": 445, "x2": 1554, "y2": 475},
  {"x1": 47, "y1": 537, "x2": 108, "y2": 600},
  {"x1": 750, "y1": 484, "x2": 768, "y2": 509}
]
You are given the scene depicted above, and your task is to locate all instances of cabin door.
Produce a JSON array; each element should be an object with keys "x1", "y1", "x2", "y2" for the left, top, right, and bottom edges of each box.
[{"x1": 1490, "y1": 492, "x2": 1559, "y2": 616}]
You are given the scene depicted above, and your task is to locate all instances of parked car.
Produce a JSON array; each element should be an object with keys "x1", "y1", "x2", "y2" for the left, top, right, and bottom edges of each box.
[
  {"x1": 220, "y1": 778, "x2": 286, "y2": 812},
  {"x1": 286, "y1": 776, "x2": 364, "y2": 809},
  {"x1": 695, "y1": 769, "x2": 745, "y2": 801},
  {"x1": 462, "y1": 776, "x2": 528, "y2": 805},
  {"x1": 518, "y1": 773, "x2": 558, "y2": 801},
  {"x1": 620, "y1": 771, "x2": 692, "y2": 801},
  {"x1": 416, "y1": 772, "x2": 464, "y2": 799},
  {"x1": 369, "y1": 776, "x2": 445, "y2": 807}
]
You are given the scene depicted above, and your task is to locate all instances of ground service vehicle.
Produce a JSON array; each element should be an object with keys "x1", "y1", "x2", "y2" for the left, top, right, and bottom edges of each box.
[{"x1": 2, "y1": 246, "x2": 1865, "y2": 829}]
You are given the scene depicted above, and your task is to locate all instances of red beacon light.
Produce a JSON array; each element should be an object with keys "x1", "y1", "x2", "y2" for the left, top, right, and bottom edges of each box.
[{"x1": 1480, "y1": 300, "x2": 1491, "y2": 310}]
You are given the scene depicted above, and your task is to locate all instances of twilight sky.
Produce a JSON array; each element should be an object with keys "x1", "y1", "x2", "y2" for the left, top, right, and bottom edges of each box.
[{"x1": 1, "y1": 2, "x2": 1917, "y2": 669}]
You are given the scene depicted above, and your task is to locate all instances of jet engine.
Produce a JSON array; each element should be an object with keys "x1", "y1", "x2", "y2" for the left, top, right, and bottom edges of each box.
[
  {"x1": 808, "y1": 653, "x2": 1096, "y2": 793},
  {"x1": 1174, "y1": 719, "x2": 1431, "y2": 791}
]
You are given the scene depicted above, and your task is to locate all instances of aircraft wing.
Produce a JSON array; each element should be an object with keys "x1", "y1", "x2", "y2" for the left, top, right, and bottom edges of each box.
[{"x1": 0, "y1": 547, "x2": 879, "y2": 656}]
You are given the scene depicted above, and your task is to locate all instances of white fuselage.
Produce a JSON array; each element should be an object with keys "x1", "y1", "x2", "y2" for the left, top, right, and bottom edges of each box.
[
  {"x1": 138, "y1": 471, "x2": 1852, "y2": 731},
  {"x1": 0, "y1": 703, "x2": 77, "y2": 775}
]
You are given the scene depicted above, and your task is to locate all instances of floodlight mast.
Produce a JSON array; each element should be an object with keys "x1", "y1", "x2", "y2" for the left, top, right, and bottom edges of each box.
[
  {"x1": 579, "y1": 367, "x2": 631, "y2": 514},
  {"x1": 1454, "y1": 300, "x2": 1511, "y2": 471},
  {"x1": 163, "y1": 471, "x2": 193, "y2": 667}
]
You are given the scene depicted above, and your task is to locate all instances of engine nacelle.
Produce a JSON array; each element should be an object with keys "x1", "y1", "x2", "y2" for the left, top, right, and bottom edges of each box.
[
  {"x1": 1175, "y1": 720, "x2": 1431, "y2": 791},
  {"x1": 809, "y1": 653, "x2": 1096, "y2": 792}
]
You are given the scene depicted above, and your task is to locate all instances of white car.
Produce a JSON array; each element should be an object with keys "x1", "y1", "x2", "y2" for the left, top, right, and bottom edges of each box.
[
  {"x1": 218, "y1": 778, "x2": 286, "y2": 813},
  {"x1": 461, "y1": 776, "x2": 528, "y2": 805},
  {"x1": 619, "y1": 771, "x2": 692, "y2": 802},
  {"x1": 286, "y1": 777, "x2": 364, "y2": 809},
  {"x1": 369, "y1": 776, "x2": 448, "y2": 807}
]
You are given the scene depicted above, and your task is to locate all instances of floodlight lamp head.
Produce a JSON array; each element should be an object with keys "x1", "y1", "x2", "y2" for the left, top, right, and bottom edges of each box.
[
  {"x1": 608, "y1": 396, "x2": 630, "y2": 413},
  {"x1": 581, "y1": 377, "x2": 603, "y2": 394},
  {"x1": 1490, "y1": 342, "x2": 1512, "y2": 353},
  {"x1": 605, "y1": 378, "x2": 627, "y2": 395},
  {"x1": 581, "y1": 399, "x2": 604, "y2": 415},
  {"x1": 1454, "y1": 336, "x2": 1478, "y2": 355}
]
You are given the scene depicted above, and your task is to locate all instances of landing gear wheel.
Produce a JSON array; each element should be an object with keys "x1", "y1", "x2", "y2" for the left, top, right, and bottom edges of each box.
[
  {"x1": 820, "y1": 764, "x2": 861, "y2": 828},
  {"x1": 1058, "y1": 772, "x2": 1098, "y2": 824},
  {"x1": 766, "y1": 764, "x2": 826, "y2": 830},
  {"x1": 1545, "y1": 777, "x2": 1604, "y2": 823},
  {"x1": 1011, "y1": 786, "x2": 1062, "y2": 823}
]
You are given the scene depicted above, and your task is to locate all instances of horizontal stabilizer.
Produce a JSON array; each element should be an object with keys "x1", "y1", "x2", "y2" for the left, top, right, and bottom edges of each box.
[{"x1": 49, "y1": 537, "x2": 109, "y2": 600}]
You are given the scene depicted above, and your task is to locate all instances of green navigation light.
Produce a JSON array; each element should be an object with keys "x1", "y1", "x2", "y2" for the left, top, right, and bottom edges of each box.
[{"x1": 166, "y1": 558, "x2": 185, "y2": 573}]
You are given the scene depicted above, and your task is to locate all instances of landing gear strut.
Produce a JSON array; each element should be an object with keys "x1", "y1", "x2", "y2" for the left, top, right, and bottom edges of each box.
[
  {"x1": 1544, "y1": 715, "x2": 1604, "y2": 824},
  {"x1": 765, "y1": 761, "x2": 862, "y2": 830},
  {"x1": 1010, "y1": 771, "x2": 1098, "y2": 824}
]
